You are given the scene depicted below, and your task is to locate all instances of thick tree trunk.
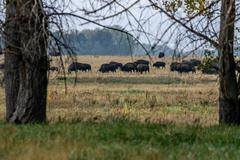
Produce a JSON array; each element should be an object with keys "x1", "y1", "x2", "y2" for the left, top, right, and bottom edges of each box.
[
  {"x1": 5, "y1": 0, "x2": 48, "y2": 123},
  {"x1": 219, "y1": 0, "x2": 239, "y2": 124},
  {"x1": 4, "y1": 1, "x2": 20, "y2": 121}
]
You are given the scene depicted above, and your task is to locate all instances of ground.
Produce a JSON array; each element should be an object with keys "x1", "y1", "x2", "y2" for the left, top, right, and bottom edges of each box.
[{"x1": 0, "y1": 56, "x2": 239, "y2": 160}]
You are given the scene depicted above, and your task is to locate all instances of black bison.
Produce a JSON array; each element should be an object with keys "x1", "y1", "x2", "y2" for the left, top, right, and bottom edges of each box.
[
  {"x1": 179, "y1": 63, "x2": 196, "y2": 73},
  {"x1": 170, "y1": 62, "x2": 195, "y2": 73},
  {"x1": 109, "y1": 61, "x2": 123, "y2": 69},
  {"x1": 182, "y1": 59, "x2": 201, "y2": 67},
  {"x1": 68, "y1": 62, "x2": 91, "y2": 73},
  {"x1": 153, "y1": 61, "x2": 166, "y2": 68},
  {"x1": 158, "y1": 52, "x2": 165, "y2": 58},
  {"x1": 200, "y1": 59, "x2": 219, "y2": 75},
  {"x1": 202, "y1": 68, "x2": 218, "y2": 75},
  {"x1": 136, "y1": 64, "x2": 149, "y2": 74},
  {"x1": 189, "y1": 59, "x2": 201, "y2": 66},
  {"x1": 134, "y1": 59, "x2": 150, "y2": 66},
  {"x1": 170, "y1": 62, "x2": 181, "y2": 71},
  {"x1": 121, "y1": 62, "x2": 137, "y2": 72},
  {"x1": 99, "y1": 63, "x2": 118, "y2": 73},
  {"x1": 48, "y1": 66, "x2": 59, "y2": 72}
]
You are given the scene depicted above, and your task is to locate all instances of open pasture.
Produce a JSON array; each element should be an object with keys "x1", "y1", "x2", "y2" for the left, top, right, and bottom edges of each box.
[
  {"x1": 46, "y1": 56, "x2": 219, "y2": 125},
  {"x1": 1, "y1": 56, "x2": 236, "y2": 160}
]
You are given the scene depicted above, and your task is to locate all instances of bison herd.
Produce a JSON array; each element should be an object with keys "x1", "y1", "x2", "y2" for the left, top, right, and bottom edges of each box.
[
  {"x1": 169, "y1": 59, "x2": 201, "y2": 73},
  {"x1": 0, "y1": 57, "x2": 239, "y2": 75},
  {"x1": 0, "y1": 58, "x2": 216, "y2": 74},
  {"x1": 97, "y1": 60, "x2": 151, "y2": 73},
  {"x1": 57, "y1": 59, "x2": 203, "y2": 74},
  {"x1": 40, "y1": 58, "x2": 240, "y2": 75}
]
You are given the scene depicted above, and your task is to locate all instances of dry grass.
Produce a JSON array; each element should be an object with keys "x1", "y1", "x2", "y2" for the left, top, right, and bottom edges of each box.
[
  {"x1": 0, "y1": 56, "x2": 219, "y2": 126},
  {"x1": 43, "y1": 55, "x2": 219, "y2": 126},
  {"x1": 47, "y1": 82, "x2": 218, "y2": 126}
]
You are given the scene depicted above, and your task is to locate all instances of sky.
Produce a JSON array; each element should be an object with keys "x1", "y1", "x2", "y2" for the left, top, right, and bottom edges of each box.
[
  {"x1": 49, "y1": 0, "x2": 240, "y2": 53},
  {"x1": 64, "y1": 0, "x2": 177, "y2": 47}
]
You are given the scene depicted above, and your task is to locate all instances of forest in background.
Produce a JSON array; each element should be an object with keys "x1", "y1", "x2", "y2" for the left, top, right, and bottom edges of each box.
[{"x1": 52, "y1": 25, "x2": 177, "y2": 56}]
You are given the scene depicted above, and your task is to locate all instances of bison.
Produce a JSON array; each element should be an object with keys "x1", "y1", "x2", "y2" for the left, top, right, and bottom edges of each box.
[
  {"x1": 158, "y1": 52, "x2": 165, "y2": 58},
  {"x1": 68, "y1": 62, "x2": 91, "y2": 73},
  {"x1": 189, "y1": 59, "x2": 201, "y2": 66},
  {"x1": 136, "y1": 64, "x2": 149, "y2": 74},
  {"x1": 109, "y1": 61, "x2": 123, "y2": 69},
  {"x1": 170, "y1": 62, "x2": 181, "y2": 71},
  {"x1": 182, "y1": 59, "x2": 201, "y2": 67},
  {"x1": 202, "y1": 68, "x2": 218, "y2": 75},
  {"x1": 153, "y1": 61, "x2": 166, "y2": 69},
  {"x1": 121, "y1": 62, "x2": 137, "y2": 72},
  {"x1": 178, "y1": 63, "x2": 196, "y2": 73},
  {"x1": 170, "y1": 62, "x2": 195, "y2": 73},
  {"x1": 134, "y1": 59, "x2": 150, "y2": 66},
  {"x1": 99, "y1": 63, "x2": 118, "y2": 73}
]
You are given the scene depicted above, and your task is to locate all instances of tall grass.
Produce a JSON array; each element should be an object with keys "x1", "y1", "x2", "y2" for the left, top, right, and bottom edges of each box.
[{"x1": 0, "y1": 121, "x2": 240, "y2": 160}]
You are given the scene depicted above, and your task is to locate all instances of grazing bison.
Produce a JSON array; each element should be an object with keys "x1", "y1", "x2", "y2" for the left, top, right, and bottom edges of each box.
[
  {"x1": 189, "y1": 59, "x2": 201, "y2": 66},
  {"x1": 68, "y1": 62, "x2": 91, "y2": 73},
  {"x1": 81, "y1": 63, "x2": 91, "y2": 71},
  {"x1": 134, "y1": 59, "x2": 150, "y2": 66},
  {"x1": 158, "y1": 52, "x2": 165, "y2": 58},
  {"x1": 99, "y1": 63, "x2": 118, "y2": 73},
  {"x1": 200, "y1": 59, "x2": 219, "y2": 75},
  {"x1": 48, "y1": 66, "x2": 59, "y2": 72},
  {"x1": 170, "y1": 62, "x2": 195, "y2": 73},
  {"x1": 121, "y1": 62, "x2": 137, "y2": 72},
  {"x1": 170, "y1": 62, "x2": 181, "y2": 71},
  {"x1": 109, "y1": 61, "x2": 123, "y2": 69},
  {"x1": 136, "y1": 64, "x2": 149, "y2": 74},
  {"x1": 182, "y1": 59, "x2": 201, "y2": 67},
  {"x1": 202, "y1": 68, "x2": 218, "y2": 75},
  {"x1": 153, "y1": 61, "x2": 166, "y2": 68},
  {"x1": 178, "y1": 63, "x2": 196, "y2": 73}
]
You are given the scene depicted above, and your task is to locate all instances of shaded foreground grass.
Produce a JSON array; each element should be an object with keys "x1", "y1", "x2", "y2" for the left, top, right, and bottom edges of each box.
[{"x1": 0, "y1": 120, "x2": 240, "y2": 160}]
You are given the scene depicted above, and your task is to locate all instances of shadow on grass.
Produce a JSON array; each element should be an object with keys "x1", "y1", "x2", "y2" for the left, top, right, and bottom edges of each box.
[{"x1": 1, "y1": 118, "x2": 240, "y2": 160}]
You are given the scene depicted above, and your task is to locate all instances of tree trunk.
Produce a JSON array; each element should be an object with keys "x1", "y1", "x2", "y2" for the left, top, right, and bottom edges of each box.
[
  {"x1": 4, "y1": 0, "x2": 20, "y2": 121},
  {"x1": 5, "y1": 0, "x2": 48, "y2": 123},
  {"x1": 219, "y1": 0, "x2": 239, "y2": 124}
]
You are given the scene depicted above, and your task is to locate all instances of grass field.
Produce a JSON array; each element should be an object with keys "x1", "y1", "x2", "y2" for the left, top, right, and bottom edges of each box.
[{"x1": 1, "y1": 56, "x2": 237, "y2": 160}]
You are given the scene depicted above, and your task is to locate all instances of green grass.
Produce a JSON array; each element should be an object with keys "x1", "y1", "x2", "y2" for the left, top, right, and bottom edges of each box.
[{"x1": 0, "y1": 120, "x2": 240, "y2": 160}]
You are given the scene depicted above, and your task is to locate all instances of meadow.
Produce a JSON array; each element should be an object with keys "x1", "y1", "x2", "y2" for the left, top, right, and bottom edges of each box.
[{"x1": 1, "y1": 56, "x2": 240, "y2": 160}]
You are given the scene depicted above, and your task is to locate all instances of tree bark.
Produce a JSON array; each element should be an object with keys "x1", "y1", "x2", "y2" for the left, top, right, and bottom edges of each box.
[
  {"x1": 4, "y1": 0, "x2": 20, "y2": 121},
  {"x1": 219, "y1": 0, "x2": 239, "y2": 124},
  {"x1": 5, "y1": 0, "x2": 48, "y2": 123}
]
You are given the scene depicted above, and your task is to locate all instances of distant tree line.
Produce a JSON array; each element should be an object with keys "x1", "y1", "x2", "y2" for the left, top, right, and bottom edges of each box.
[
  {"x1": 51, "y1": 25, "x2": 176, "y2": 56},
  {"x1": 52, "y1": 26, "x2": 135, "y2": 55}
]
